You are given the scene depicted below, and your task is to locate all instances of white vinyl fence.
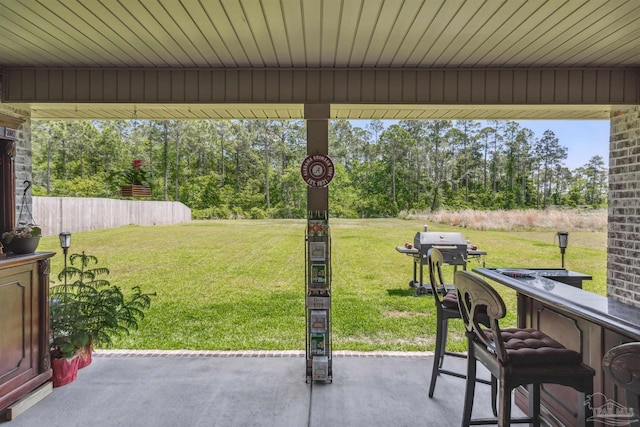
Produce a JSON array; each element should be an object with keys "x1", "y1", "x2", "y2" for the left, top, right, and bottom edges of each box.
[{"x1": 33, "y1": 197, "x2": 191, "y2": 237}]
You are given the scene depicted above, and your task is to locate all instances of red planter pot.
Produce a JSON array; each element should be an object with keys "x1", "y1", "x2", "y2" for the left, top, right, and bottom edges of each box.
[
  {"x1": 78, "y1": 346, "x2": 92, "y2": 369},
  {"x1": 51, "y1": 356, "x2": 80, "y2": 387}
]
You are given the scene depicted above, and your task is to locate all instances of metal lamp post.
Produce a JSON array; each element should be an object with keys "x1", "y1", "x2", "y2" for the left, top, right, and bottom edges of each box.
[
  {"x1": 557, "y1": 231, "x2": 569, "y2": 268},
  {"x1": 58, "y1": 232, "x2": 71, "y2": 298}
]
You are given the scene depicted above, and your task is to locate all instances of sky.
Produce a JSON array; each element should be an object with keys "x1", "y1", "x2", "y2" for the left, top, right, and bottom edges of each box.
[
  {"x1": 350, "y1": 119, "x2": 610, "y2": 170},
  {"x1": 511, "y1": 120, "x2": 609, "y2": 170}
]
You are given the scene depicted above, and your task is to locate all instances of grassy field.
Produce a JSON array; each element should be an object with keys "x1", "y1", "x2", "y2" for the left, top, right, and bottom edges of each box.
[{"x1": 38, "y1": 218, "x2": 607, "y2": 353}]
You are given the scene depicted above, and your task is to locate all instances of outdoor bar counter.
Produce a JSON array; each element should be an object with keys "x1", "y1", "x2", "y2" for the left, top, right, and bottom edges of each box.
[{"x1": 474, "y1": 268, "x2": 640, "y2": 426}]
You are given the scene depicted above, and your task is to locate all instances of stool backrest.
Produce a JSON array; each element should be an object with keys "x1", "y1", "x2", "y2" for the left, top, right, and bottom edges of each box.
[
  {"x1": 602, "y1": 342, "x2": 640, "y2": 416},
  {"x1": 454, "y1": 270, "x2": 509, "y2": 364},
  {"x1": 427, "y1": 248, "x2": 448, "y2": 301}
]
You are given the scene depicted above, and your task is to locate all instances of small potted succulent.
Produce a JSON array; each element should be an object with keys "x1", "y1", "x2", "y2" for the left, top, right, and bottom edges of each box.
[{"x1": 1, "y1": 222, "x2": 42, "y2": 255}]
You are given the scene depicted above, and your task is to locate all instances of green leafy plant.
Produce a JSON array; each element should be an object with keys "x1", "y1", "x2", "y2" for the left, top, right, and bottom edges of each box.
[
  {"x1": 49, "y1": 297, "x2": 91, "y2": 359},
  {"x1": 50, "y1": 252, "x2": 155, "y2": 359},
  {"x1": 108, "y1": 159, "x2": 153, "y2": 188},
  {"x1": 124, "y1": 159, "x2": 151, "y2": 186}
]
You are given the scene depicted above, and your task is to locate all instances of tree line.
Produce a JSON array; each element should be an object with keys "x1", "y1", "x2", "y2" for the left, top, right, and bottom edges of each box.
[{"x1": 31, "y1": 119, "x2": 608, "y2": 219}]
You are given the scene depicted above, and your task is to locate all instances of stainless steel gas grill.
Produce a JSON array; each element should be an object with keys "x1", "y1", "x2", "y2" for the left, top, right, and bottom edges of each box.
[
  {"x1": 414, "y1": 231, "x2": 467, "y2": 263},
  {"x1": 395, "y1": 231, "x2": 487, "y2": 295}
]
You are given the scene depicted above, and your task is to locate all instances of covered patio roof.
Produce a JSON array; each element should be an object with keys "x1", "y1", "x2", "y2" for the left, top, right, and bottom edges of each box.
[
  {"x1": 1, "y1": 0, "x2": 638, "y2": 120},
  {"x1": 13, "y1": 102, "x2": 615, "y2": 121}
]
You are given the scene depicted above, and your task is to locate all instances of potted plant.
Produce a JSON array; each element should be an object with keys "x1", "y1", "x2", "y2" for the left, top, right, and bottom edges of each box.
[
  {"x1": 110, "y1": 159, "x2": 153, "y2": 198},
  {"x1": 3, "y1": 180, "x2": 42, "y2": 255},
  {"x1": 50, "y1": 252, "x2": 155, "y2": 385},
  {"x1": 49, "y1": 296, "x2": 91, "y2": 386},
  {"x1": 1, "y1": 222, "x2": 42, "y2": 255}
]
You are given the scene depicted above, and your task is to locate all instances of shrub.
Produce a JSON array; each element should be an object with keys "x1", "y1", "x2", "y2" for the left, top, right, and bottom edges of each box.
[
  {"x1": 402, "y1": 208, "x2": 607, "y2": 231},
  {"x1": 50, "y1": 252, "x2": 155, "y2": 358}
]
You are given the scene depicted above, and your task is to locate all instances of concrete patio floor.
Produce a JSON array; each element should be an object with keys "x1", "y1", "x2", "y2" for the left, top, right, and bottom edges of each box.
[{"x1": 2, "y1": 350, "x2": 511, "y2": 427}]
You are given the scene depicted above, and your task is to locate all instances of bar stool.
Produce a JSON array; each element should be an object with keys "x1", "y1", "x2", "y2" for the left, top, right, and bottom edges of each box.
[
  {"x1": 602, "y1": 342, "x2": 640, "y2": 418},
  {"x1": 427, "y1": 248, "x2": 494, "y2": 409},
  {"x1": 454, "y1": 270, "x2": 595, "y2": 427}
]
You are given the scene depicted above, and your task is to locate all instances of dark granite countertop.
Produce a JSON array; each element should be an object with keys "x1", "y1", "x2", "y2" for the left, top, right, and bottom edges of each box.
[{"x1": 474, "y1": 268, "x2": 640, "y2": 341}]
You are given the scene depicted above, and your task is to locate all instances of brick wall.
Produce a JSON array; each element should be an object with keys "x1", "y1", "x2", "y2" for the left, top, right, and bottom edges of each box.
[
  {"x1": 0, "y1": 105, "x2": 31, "y2": 225},
  {"x1": 608, "y1": 106, "x2": 640, "y2": 306},
  {"x1": 15, "y1": 117, "x2": 32, "y2": 223}
]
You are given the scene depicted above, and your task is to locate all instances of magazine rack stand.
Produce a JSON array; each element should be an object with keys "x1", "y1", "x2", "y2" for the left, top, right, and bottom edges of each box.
[{"x1": 305, "y1": 210, "x2": 332, "y2": 383}]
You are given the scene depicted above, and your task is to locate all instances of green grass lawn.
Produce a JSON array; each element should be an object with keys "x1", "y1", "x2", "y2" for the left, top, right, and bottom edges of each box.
[{"x1": 38, "y1": 219, "x2": 607, "y2": 353}]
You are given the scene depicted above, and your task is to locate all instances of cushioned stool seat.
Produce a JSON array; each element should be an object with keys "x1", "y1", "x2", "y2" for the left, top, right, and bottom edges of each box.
[
  {"x1": 441, "y1": 290, "x2": 459, "y2": 309},
  {"x1": 488, "y1": 328, "x2": 582, "y2": 366}
]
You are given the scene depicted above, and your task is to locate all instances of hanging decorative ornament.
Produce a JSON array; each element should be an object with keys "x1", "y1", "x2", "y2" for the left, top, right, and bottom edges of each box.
[{"x1": 300, "y1": 155, "x2": 335, "y2": 187}]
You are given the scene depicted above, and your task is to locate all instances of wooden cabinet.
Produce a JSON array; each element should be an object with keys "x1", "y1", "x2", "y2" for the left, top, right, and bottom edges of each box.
[{"x1": 0, "y1": 253, "x2": 54, "y2": 412}]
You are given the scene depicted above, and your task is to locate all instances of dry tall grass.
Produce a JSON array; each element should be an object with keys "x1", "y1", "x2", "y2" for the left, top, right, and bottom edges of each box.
[{"x1": 403, "y1": 208, "x2": 607, "y2": 231}]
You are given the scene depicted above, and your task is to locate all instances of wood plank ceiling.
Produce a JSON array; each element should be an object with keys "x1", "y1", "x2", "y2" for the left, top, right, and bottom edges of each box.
[{"x1": 0, "y1": 0, "x2": 639, "y2": 120}]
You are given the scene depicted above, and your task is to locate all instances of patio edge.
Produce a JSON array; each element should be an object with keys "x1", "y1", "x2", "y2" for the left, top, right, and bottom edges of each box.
[{"x1": 93, "y1": 349, "x2": 434, "y2": 358}]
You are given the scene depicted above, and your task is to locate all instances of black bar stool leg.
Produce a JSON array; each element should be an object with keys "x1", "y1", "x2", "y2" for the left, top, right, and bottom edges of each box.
[
  {"x1": 528, "y1": 384, "x2": 541, "y2": 427},
  {"x1": 461, "y1": 347, "x2": 476, "y2": 427},
  {"x1": 498, "y1": 376, "x2": 512, "y2": 427},
  {"x1": 429, "y1": 309, "x2": 444, "y2": 398},
  {"x1": 439, "y1": 317, "x2": 448, "y2": 368},
  {"x1": 491, "y1": 376, "x2": 498, "y2": 416}
]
